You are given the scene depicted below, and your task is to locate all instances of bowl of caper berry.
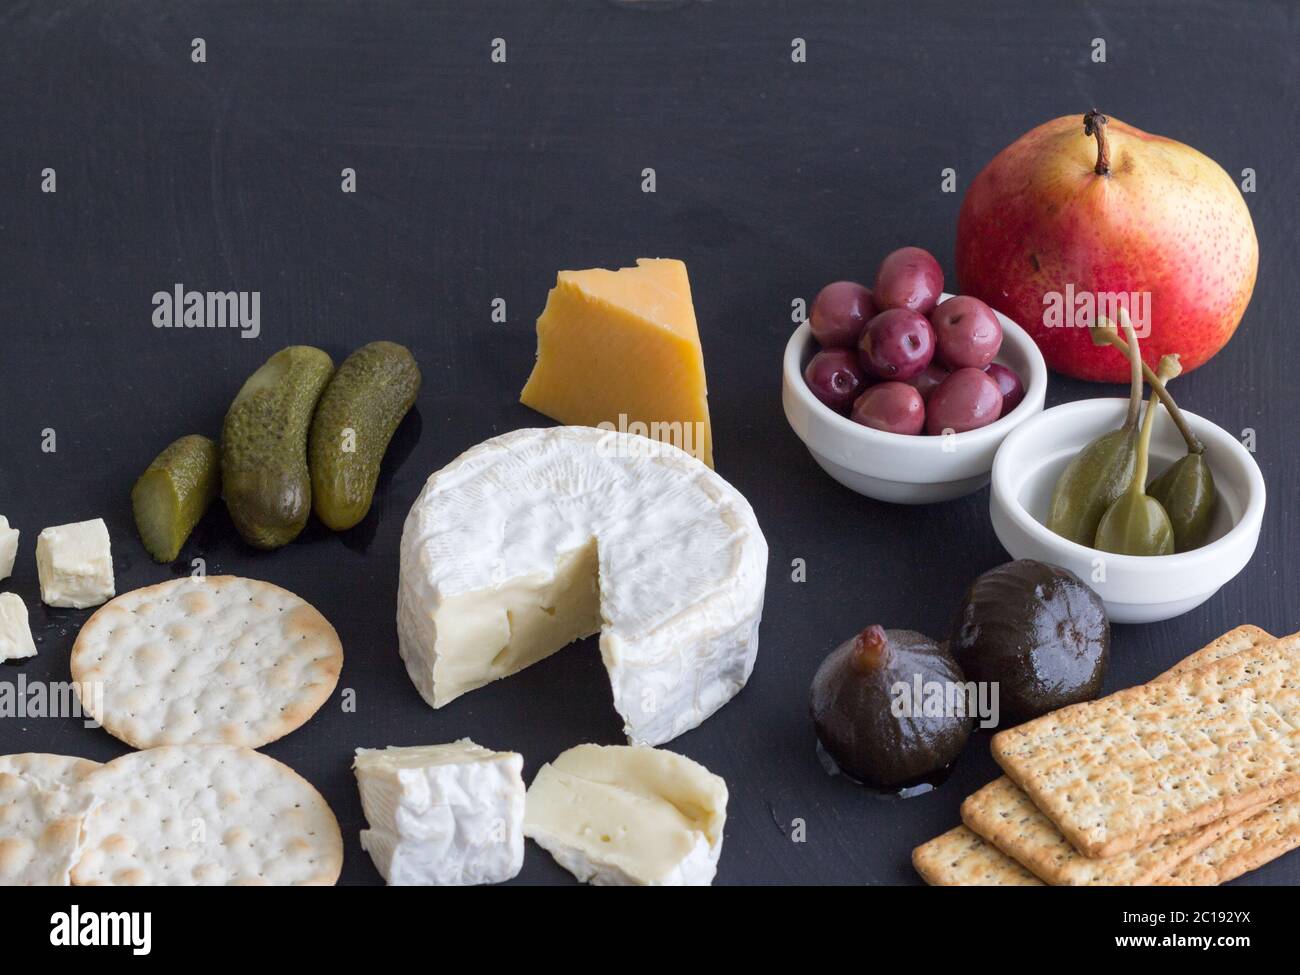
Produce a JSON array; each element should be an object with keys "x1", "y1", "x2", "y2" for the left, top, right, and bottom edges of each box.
[{"x1": 989, "y1": 397, "x2": 1265, "y2": 624}]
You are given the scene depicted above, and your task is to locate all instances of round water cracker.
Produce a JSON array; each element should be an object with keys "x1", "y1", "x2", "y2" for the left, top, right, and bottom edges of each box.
[
  {"x1": 0, "y1": 753, "x2": 101, "y2": 790},
  {"x1": 70, "y1": 576, "x2": 343, "y2": 749},
  {"x1": 71, "y1": 744, "x2": 343, "y2": 886},
  {"x1": 0, "y1": 770, "x2": 96, "y2": 885}
]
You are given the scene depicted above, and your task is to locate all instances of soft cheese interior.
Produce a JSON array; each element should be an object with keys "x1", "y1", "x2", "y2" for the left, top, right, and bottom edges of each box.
[
  {"x1": 0, "y1": 516, "x2": 18, "y2": 581},
  {"x1": 429, "y1": 538, "x2": 601, "y2": 703},
  {"x1": 523, "y1": 743, "x2": 728, "y2": 886},
  {"x1": 35, "y1": 518, "x2": 115, "y2": 609},
  {"x1": 397, "y1": 426, "x2": 767, "y2": 746},
  {"x1": 0, "y1": 593, "x2": 37, "y2": 662}
]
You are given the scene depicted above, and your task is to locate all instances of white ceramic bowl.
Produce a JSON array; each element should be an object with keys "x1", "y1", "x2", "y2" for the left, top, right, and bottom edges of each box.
[
  {"x1": 782, "y1": 296, "x2": 1048, "y2": 503},
  {"x1": 990, "y1": 398, "x2": 1266, "y2": 624}
]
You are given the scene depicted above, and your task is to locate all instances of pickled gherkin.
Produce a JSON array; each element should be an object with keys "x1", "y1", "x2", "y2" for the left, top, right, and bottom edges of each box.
[
  {"x1": 221, "y1": 346, "x2": 334, "y2": 549},
  {"x1": 131, "y1": 434, "x2": 220, "y2": 562},
  {"x1": 308, "y1": 341, "x2": 421, "y2": 531}
]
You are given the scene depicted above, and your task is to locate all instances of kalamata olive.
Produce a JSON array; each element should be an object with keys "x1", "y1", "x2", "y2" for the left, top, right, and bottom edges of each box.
[
  {"x1": 810, "y1": 281, "x2": 875, "y2": 348},
  {"x1": 873, "y1": 247, "x2": 944, "y2": 315},
  {"x1": 804, "y1": 348, "x2": 866, "y2": 414},
  {"x1": 850, "y1": 382, "x2": 926, "y2": 435},
  {"x1": 985, "y1": 363, "x2": 1025, "y2": 417},
  {"x1": 859, "y1": 309, "x2": 935, "y2": 381},
  {"x1": 930, "y1": 295, "x2": 1003, "y2": 369},
  {"x1": 905, "y1": 362, "x2": 950, "y2": 400},
  {"x1": 925, "y1": 367, "x2": 1003, "y2": 434}
]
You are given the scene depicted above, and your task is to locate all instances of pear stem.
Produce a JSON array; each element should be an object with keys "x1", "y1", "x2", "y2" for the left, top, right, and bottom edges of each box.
[
  {"x1": 1084, "y1": 109, "x2": 1110, "y2": 176},
  {"x1": 1094, "y1": 328, "x2": 1205, "y2": 454}
]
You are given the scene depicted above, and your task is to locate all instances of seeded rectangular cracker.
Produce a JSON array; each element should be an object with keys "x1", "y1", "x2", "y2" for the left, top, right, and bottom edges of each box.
[
  {"x1": 911, "y1": 824, "x2": 1045, "y2": 886},
  {"x1": 962, "y1": 774, "x2": 1265, "y2": 885},
  {"x1": 962, "y1": 626, "x2": 1275, "y2": 883},
  {"x1": 991, "y1": 630, "x2": 1300, "y2": 859},
  {"x1": 1159, "y1": 624, "x2": 1275, "y2": 680},
  {"x1": 1160, "y1": 795, "x2": 1300, "y2": 886}
]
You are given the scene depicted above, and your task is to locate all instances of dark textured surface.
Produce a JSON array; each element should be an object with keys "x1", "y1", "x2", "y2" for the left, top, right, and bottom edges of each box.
[{"x1": 0, "y1": 0, "x2": 1296, "y2": 885}]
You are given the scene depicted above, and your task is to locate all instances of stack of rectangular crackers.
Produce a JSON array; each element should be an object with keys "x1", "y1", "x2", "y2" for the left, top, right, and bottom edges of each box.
[{"x1": 914, "y1": 625, "x2": 1300, "y2": 886}]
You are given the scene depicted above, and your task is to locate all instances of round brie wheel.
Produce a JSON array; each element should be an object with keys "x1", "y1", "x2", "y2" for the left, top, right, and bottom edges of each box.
[{"x1": 397, "y1": 426, "x2": 768, "y2": 745}]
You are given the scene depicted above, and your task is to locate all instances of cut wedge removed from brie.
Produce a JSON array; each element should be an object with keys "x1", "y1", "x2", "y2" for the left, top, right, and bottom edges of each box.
[
  {"x1": 354, "y1": 740, "x2": 524, "y2": 886},
  {"x1": 397, "y1": 426, "x2": 767, "y2": 746},
  {"x1": 524, "y1": 743, "x2": 728, "y2": 886}
]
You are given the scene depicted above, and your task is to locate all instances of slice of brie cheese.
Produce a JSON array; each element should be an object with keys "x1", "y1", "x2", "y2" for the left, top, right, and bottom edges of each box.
[
  {"x1": 397, "y1": 426, "x2": 768, "y2": 746},
  {"x1": 35, "y1": 519, "x2": 115, "y2": 609},
  {"x1": 0, "y1": 593, "x2": 37, "y2": 663},
  {"x1": 0, "y1": 517, "x2": 17, "y2": 581},
  {"x1": 524, "y1": 743, "x2": 727, "y2": 886},
  {"x1": 354, "y1": 739, "x2": 524, "y2": 886}
]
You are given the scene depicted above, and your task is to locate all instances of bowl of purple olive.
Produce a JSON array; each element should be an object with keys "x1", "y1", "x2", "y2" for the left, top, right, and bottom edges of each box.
[{"x1": 782, "y1": 247, "x2": 1047, "y2": 504}]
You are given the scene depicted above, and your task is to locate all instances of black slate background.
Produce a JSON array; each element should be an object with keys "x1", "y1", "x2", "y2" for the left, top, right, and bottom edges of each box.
[{"x1": 0, "y1": 0, "x2": 1296, "y2": 885}]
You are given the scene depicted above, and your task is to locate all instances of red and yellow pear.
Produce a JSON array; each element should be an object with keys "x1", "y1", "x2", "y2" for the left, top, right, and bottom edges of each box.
[{"x1": 956, "y1": 111, "x2": 1258, "y2": 381}]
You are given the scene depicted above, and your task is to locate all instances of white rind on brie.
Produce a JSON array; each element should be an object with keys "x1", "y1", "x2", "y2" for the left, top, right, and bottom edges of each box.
[
  {"x1": 396, "y1": 426, "x2": 768, "y2": 746},
  {"x1": 0, "y1": 517, "x2": 18, "y2": 582},
  {"x1": 354, "y1": 740, "x2": 525, "y2": 886},
  {"x1": 35, "y1": 518, "x2": 115, "y2": 609},
  {"x1": 0, "y1": 593, "x2": 37, "y2": 663},
  {"x1": 523, "y1": 743, "x2": 728, "y2": 886}
]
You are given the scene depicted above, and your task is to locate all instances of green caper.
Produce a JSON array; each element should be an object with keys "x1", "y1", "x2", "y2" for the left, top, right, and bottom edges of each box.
[
  {"x1": 1094, "y1": 355, "x2": 1179, "y2": 557},
  {"x1": 1046, "y1": 314, "x2": 1144, "y2": 546}
]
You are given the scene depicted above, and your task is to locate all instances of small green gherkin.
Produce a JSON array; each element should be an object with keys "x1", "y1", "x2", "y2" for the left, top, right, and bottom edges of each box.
[
  {"x1": 1094, "y1": 355, "x2": 1179, "y2": 557},
  {"x1": 309, "y1": 341, "x2": 422, "y2": 531},
  {"x1": 1046, "y1": 314, "x2": 1143, "y2": 546},
  {"x1": 222, "y1": 345, "x2": 335, "y2": 549},
  {"x1": 132, "y1": 434, "x2": 220, "y2": 562}
]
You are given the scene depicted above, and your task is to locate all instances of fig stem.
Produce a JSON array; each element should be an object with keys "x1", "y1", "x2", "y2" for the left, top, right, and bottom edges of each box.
[
  {"x1": 1095, "y1": 315, "x2": 1205, "y2": 454},
  {"x1": 1084, "y1": 109, "x2": 1110, "y2": 176},
  {"x1": 852, "y1": 625, "x2": 889, "y2": 673}
]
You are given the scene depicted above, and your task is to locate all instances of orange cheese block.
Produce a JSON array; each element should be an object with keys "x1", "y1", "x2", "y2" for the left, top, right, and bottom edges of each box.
[{"x1": 520, "y1": 258, "x2": 714, "y2": 468}]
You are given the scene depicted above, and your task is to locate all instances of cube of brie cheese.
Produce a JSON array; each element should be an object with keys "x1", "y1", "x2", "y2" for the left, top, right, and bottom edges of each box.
[
  {"x1": 35, "y1": 519, "x2": 115, "y2": 609},
  {"x1": 0, "y1": 593, "x2": 38, "y2": 662},
  {"x1": 0, "y1": 517, "x2": 17, "y2": 581},
  {"x1": 354, "y1": 739, "x2": 525, "y2": 886},
  {"x1": 524, "y1": 743, "x2": 728, "y2": 886}
]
